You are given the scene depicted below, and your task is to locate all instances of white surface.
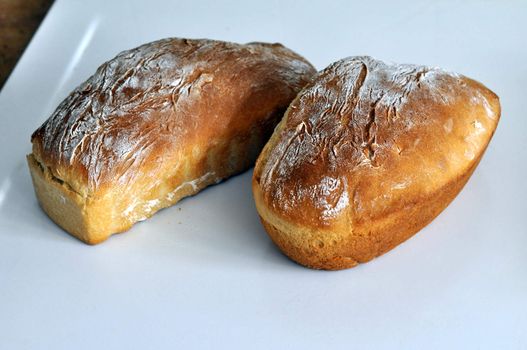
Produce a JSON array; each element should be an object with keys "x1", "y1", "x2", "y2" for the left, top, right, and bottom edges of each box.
[{"x1": 0, "y1": 0, "x2": 526, "y2": 348}]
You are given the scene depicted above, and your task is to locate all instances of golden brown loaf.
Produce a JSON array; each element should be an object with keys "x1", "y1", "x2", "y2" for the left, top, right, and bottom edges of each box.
[
  {"x1": 253, "y1": 56, "x2": 500, "y2": 270},
  {"x1": 28, "y1": 38, "x2": 315, "y2": 244}
]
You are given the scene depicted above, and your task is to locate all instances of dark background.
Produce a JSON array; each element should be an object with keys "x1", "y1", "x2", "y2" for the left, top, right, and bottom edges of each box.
[{"x1": 0, "y1": 0, "x2": 54, "y2": 89}]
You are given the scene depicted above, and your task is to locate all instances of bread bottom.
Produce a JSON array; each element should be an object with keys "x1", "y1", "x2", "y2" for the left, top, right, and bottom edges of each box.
[
  {"x1": 27, "y1": 153, "x2": 221, "y2": 244},
  {"x1": 254, "y1": 154, "x2": 483, "y2": 270}
]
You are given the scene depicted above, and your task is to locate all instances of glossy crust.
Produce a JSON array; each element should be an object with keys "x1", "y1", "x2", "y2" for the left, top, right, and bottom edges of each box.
[
  {"x1": 253, "y1": 56, "x2": 500, "y2": 270},
  {"x1": 28, "y1": 38, "x2": 315, "y2": 244}
]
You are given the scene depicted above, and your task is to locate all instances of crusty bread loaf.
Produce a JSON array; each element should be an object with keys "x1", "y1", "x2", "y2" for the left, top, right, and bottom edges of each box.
[
  {"x1": 253, "y1": 56, "x2": 500, "y2": 270},
  {"x1": 28, "y1": 38, "x2": 315, "y2": 244}
]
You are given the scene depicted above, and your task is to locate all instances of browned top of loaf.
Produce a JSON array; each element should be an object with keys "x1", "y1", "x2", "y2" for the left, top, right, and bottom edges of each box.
[
  {"x1": 31, "y1": 38, "x2": 315, "y2": 195},
  {"x1": 254, "y1": 56, "x2": 500, "y2": 229}
]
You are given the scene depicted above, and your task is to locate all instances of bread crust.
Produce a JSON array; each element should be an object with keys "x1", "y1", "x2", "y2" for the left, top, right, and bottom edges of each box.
[
  {"x1": 29, "y1": 38, "x2": 315, "y2": 244},
  {"x1": 253, "y1": 56, "x2": 500, "y2": 270}
]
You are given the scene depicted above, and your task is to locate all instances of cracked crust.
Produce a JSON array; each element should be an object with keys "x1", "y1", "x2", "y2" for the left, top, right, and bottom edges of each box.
[
  {"x1": 28, "y1": 38, "x2": 315, "y2": 244},
  {"x1": 253, "y1": 56, "x2": 500, "y2": 270}
]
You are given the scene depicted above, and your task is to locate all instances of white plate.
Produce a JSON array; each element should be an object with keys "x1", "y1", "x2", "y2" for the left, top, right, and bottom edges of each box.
[{"x1": 1, "y1": 0, "x2": 526, "y2": 348}]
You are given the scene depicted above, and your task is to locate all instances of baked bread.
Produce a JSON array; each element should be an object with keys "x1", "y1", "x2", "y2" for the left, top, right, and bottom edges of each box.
[
  {"x1": 253, "y1": 56, "x2": 500, "y2": 270},
  {"x1": 28, "y1": 38, "x2": 315, "y2": 244}
]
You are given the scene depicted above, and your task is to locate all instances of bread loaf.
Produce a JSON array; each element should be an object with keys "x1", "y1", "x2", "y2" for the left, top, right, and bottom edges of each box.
[
  {"x1": 253, "y1": 56, "x2": 500, "y2": 270},
  {"x1": 28, "y1": 38, "x2": 315, "y2": 244}
]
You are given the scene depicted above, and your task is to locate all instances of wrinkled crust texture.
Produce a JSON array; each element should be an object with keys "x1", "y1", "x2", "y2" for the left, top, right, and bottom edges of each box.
[
  {"x1": 253, "y1": 56, "x2": 500, "y2": 270},
  {"x1": 29, "y1": 38, "x2": 316, "y2": 244}
]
